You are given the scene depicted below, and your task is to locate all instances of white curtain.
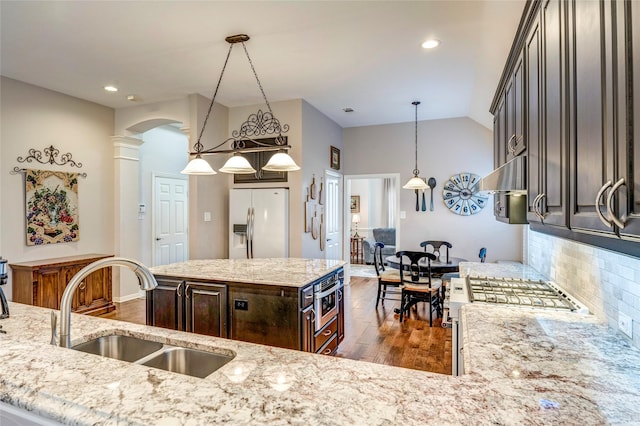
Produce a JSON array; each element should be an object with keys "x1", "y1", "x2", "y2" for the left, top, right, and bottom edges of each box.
[{"x1": 381, "y1": 178, "x2": 397, "y2": 228}]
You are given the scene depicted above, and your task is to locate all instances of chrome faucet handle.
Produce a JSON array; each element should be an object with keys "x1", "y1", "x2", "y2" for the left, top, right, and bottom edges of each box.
[{"x1": 50, "y1": 310, "x2": 58, "y2": 345}]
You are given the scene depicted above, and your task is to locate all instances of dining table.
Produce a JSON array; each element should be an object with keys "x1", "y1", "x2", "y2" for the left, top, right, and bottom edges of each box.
[{"x1": 385, "y1": 254, "x2": 467, "y2": 276}]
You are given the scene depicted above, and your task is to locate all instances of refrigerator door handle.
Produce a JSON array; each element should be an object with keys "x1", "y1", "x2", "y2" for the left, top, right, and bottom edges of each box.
[
  {"x1": 250, "y1": 207, "x2": 255, "y2": 259},
  {"x1": 246, "y1": 207, "x2": 251, "y2": 259}
]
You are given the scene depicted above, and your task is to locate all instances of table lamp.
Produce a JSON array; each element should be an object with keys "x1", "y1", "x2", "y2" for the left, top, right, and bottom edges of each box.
[{"x1": 352, "y1": 214, "x2": 361, "y2": 238}]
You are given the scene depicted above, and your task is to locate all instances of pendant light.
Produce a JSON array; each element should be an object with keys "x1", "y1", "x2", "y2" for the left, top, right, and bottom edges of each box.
[
  {"x1": 402, "y1": 101, "x2": 428, "y2": 190},
  {"x1": 181, "y1": 34, "x2": 300, "y2": 175}
]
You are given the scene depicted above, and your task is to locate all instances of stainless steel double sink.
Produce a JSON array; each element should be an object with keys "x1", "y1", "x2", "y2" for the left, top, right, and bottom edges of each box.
[{"x1": 72, "y1": 334, "x2": 234, "y2": 379}]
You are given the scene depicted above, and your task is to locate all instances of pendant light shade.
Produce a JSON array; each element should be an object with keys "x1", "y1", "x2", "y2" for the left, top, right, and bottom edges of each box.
[
  {"x1": 262, "y1": 152, "x2": 301, "y2": 172},
  {"x1": 180, "y1": 155, "x2": 216, "y2": 175},
  {"x1": 403, "y1": 176, "x2": 428, "y2": 190},
  {"x1": 403, "y1": 101, "x2": 428, "y2": 190},
  {"x1": 219, "y1": 154, "x2": 256, "y2": 174}
]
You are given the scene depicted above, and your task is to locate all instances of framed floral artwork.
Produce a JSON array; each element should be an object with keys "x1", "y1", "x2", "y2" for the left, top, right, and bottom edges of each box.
[
  {"x1": 25, "y1": 169, "x2": 79, "y2": 245},
  {"x1": 330, "y1": 146, "x2": 340, "y2": 170}
]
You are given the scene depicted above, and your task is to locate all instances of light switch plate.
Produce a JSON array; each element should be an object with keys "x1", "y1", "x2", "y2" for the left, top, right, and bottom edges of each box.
[
  {"x1": 619, "y1": 312, "x2": 633, "y2": 338},
  {"x1": 204, "y1": 212, "x2": 211, "y2": 222},
  {"x1": 400, "y1": 211, "x2": 406, "y2": 219}
]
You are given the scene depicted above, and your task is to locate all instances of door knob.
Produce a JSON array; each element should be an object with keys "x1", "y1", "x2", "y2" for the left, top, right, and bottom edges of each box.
[{"x1": 155, "y1": 237, "x2": 163, "y2": 241}]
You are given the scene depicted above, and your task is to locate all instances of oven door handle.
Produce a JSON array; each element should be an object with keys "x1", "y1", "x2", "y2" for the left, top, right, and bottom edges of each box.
[{"x1": 315, "y1": 286, "x2": 338, "y2": 299}]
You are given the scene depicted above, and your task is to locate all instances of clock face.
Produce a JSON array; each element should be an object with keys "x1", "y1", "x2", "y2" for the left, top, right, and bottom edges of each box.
[{"x1": 442, "y1": 173, "x2": 488, "y2": 216}]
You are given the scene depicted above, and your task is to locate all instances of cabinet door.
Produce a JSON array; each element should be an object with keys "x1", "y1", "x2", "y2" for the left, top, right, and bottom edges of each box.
[
  {"x1": 568, "y1": 0, "x2": 617, "y2": 234},
  {"x1": 146, "y1": 278, "x2": 183, "y2": 330},
  {"x1": 61, "y1": 264, "x2": 85, "y2": 311},
  {"x1": 36, "y1": 268, "x2": 62, "y2": 309},
  {"x1": 300, "y1": 305, "x2": 315, "y2": 352},
  {"x1": 184, "y1": 281, "x2": 227, "y2": 338},
  {"x1": 526, "y1": 12, "x2": 543, "y2": 223},
  {"x1": 617, "y1": 0, "x2": 640, "y2": 237},
  {"x1": 506, "y1": 55, "x2": 525, "y2": 161},
  {"x1": 494, "y1": 97, "x2": 507, "y2": 168},
  {"x1": 540, "y1": 0, "x2": 567, "y2": 227}
]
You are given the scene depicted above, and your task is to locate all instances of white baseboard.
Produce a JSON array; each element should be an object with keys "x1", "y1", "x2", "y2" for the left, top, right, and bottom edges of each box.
[{"x1": 113, "y1": 290, "x2": 146, "y2": 303}]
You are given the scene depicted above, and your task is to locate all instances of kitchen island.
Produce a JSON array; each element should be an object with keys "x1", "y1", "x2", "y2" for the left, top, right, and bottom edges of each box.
[
  {"x1": 147, "y1": 258, "x2": 345, "y2": 354},
  {"x1": 1, "y1": 262, "x2": 640, "y2": 424}
]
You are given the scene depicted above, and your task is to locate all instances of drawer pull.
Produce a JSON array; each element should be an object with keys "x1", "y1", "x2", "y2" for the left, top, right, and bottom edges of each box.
[
  {"x1": 323, "y1": 348, "x2": 332, "y2": 355},
  {"x1": 322, "y1": 329, "x2": 332, "y2": 336}
]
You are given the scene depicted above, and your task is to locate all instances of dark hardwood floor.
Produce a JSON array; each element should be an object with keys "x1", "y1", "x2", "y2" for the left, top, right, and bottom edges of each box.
[{"x1": 100, "y1": 275, "x2": 451, "y2": 375}]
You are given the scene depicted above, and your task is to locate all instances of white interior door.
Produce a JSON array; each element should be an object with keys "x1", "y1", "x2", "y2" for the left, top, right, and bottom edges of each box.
[
  {"x1": 154, "y1": 175, "x2": 188, "y2": 266},
  {"x1": 324, "y1": 170, "x2": 343, "y2": 260}
]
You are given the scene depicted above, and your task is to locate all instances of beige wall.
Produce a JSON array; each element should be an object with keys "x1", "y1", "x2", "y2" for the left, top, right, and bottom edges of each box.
[
  {"x1": 343, "y1": 116, "x2": 524, "y2": 263},
  {"x1": 301, "y1": 100, "x2": 343, "y2": 259},
  {"x1": 0, "y1": 77, "x2": 115, "y2": 301}
]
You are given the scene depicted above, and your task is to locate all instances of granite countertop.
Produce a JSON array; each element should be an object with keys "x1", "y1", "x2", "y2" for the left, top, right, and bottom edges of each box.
[
  {"x1": 149, "y1": 258, "x2": 345, "y2": 287},
  {"x1": 1, "y1": 262, "x2": 640, "y2": 424}
]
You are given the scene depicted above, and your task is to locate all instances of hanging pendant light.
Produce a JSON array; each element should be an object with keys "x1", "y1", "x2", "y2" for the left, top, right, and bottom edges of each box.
[
  {"x1": 402, "y1": 101, "x2": 428, "y2": 190},
  {"x1": 181, "y1": 34, "x2": 300, "y2": 175},
  {"x1": 180, "y1": 154, "x2": 217, "y2": 175},
  {"x1": 219, "y1": 154, "x2": 256, "y2": 174}
]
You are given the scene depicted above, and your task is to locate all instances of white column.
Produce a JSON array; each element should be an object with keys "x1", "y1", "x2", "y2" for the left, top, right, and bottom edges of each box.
[{"x1": 112, "y1": 136, "x2": 144, "y2": 302}]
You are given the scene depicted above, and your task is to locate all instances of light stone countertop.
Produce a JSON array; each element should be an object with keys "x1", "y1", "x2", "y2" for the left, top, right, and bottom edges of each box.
[
  {"x1": 149, "y1": 258, "x2": 345, "y2": 287},
  {"x1": 1, "y1": 261, "x2": 640, "y2": 424}
]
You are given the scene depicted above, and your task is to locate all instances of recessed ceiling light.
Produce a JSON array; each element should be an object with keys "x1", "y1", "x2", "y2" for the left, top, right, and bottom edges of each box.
[
  {"x1": 104, "y1": 85, "x2": 118, "y2": 92},
  {"x1": 422, "y1": 39, "x2": 440, "y2": 49}
]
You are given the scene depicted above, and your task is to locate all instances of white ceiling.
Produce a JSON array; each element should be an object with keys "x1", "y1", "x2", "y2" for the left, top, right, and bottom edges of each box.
[{"x1": 0, "y1": 1, "x2": 524, "y2": 129}]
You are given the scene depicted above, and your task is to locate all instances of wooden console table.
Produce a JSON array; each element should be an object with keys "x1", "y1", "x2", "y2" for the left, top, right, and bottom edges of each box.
[
  {"x1": 350, "y1": 237, "x2": 364, "y2": 264},
  {"x1": 10, "y1": 253, "x2": 115, "y2": 316}
]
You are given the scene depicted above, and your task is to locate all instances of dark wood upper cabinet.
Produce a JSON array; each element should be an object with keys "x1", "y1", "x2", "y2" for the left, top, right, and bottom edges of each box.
[
  {"x1": 492, "y1": 0, "x2": 640, "y2": 257},
  {"x1": 528, "y1": 0, "x2": 567, "y2": 227}
]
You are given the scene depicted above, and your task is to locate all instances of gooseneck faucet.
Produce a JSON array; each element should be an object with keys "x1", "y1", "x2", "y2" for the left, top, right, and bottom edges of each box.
[{"x1": 57, "y1": 257, "x2": 158, "y2": 348}]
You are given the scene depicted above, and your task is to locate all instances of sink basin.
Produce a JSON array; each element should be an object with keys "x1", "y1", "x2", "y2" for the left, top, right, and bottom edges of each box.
[
  {"x1": 72, "y1": 335, "x2": 163, "y2": 362},
  {"x1": 141, "y1": 347, "x2": 233, "y2": 379}
]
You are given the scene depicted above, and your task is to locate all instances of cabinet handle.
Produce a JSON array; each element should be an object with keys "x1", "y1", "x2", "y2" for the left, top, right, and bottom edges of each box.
[
  {"x1": 532, "y1": 194, "x2": 541, "y2": 217},
  {"x1": 322, "y1": 329, "x2": 332, "y2": 336},
  {"x1": 184, "y1": 284, "x2": 191, "y2": 299},
  {"x1": 595, "y1": 180, "x2": 613, "y2": 228},
  {"x1": 176, "y1": 282, "x2": 183, "y2": 297},
  {"x1": 507, "y1": 135, "x2": 516, "y2": 154},
  {"x1": 534, "y1": 193, "x2": 546, "y2": 221},
  {"x1": 494, "y1": 199, "x2": 502, "y2": 216},
  {"x1": 337, "y1": 289, "x2": 343, "y2": 302},
  {"x1": 606, "y1": 178, "x2": 626, "y2": 229},
  {"x1": 322, "y1": 348, "x2": 332, "y2": 355}
]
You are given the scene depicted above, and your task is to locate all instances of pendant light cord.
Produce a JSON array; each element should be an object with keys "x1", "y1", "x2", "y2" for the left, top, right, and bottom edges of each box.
[
  {"x1": 194, "y1": 43, "x2": 235, "y2": 154},
  {"x1": 413, "y1": 101, "x2": 420, "y2": 177}
]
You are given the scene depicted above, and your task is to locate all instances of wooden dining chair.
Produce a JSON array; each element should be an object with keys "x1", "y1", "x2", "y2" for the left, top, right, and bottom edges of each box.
[
  {"x1": 395, "y1": 250, "x2": 442, "y2": 326},
  {"x1": 373, "y1": 242, "x2": 402, "y2": 308},
  {"x1": 419, "y1": 240, "x2": 452, "y2": 264}
]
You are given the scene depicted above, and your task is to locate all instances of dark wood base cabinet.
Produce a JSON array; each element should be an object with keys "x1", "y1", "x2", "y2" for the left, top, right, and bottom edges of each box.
[
  {"x1": 146, "y1": 278, "x2": 227, "y2": 338},
  {"x1": 10, "y1": 254, "x2": 115, "y2": 316},
  {"x1": 148, "y1": 269, "x2": 345, "y2": 355}
]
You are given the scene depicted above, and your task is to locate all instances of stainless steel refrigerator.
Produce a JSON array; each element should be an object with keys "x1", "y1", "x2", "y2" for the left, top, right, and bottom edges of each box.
[{"x1": 229, "y1": 188, "x2": 289, "y2": 259}]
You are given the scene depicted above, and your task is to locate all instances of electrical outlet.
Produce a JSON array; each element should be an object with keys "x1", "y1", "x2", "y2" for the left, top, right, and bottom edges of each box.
[
  {"x1": 619, "y1": 312, "x2": 633, "y2": 338},
  {"x1": 234, "y1": 299, "x2": 248, "y2": 311}
]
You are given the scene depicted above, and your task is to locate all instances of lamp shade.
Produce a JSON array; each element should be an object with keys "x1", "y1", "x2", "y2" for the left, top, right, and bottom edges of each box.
[
  {"x1": 181, "y1": 156, "x2": 217, "y2": 175},
  {"x1": 219, "y1": 155, "x2": 256, "y2": 174},
  {"x1": 402, "y1": 176, "x2": 428, "y2": 190},
  {"x1": 262, "y1": 152, "x2": 300, "y2": 172},
  {"x1": 352, "y1": 214, "x2": 361, "y2": 223}
]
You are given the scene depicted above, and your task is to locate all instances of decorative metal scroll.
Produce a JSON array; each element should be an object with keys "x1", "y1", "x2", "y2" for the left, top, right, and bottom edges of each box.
[
  {"x1": 17, "y1": 145, "x2": 83, "y2": 168},
  {"x1": 231, "y1": 110, "x2": 290, "y2": 140}
]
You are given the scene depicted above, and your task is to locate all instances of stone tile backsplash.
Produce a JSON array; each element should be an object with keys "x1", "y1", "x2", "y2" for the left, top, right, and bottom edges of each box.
[{"x1": 527, "y1": 230, "x2": 640, "y2": 349}]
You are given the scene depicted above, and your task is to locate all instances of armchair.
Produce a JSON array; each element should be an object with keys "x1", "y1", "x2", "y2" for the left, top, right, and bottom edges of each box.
[{"x1": 362, "y1": 228, "x2": 396, "y2": 264}]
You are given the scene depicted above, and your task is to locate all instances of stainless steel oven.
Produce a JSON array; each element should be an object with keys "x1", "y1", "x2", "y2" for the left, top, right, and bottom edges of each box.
[{"x1": 314, "y1": 273, "x2": 340, "y2": 331}]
